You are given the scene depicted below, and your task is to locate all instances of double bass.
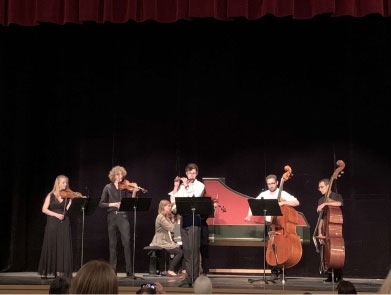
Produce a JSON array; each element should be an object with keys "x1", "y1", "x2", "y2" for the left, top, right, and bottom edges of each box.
[
  {"x1": 266, "y1": 165, "x2": 302, "y2": 269},
  {"x1": 312, "y1": 160, "x2": 345, "y2": 274}
]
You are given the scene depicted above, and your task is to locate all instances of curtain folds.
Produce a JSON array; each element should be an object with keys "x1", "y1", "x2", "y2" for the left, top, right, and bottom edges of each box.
[{"x1": 0, "y1": 0, "x2": 390, "y2": 26}]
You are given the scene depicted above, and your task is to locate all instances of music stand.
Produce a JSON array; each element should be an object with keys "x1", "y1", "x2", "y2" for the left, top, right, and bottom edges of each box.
[
  {"x1": 175, "y1": 197, "x2": 213, "y2": 285},
  {"x1": 247, "y1": 198, "x2": 282, "y2": 285},
  {"x1": 67, "y1": 197, "x2": 99, "y2": 267},
  {"x1": 119, "y1": 197, "x2": 152, "y2": 280}
]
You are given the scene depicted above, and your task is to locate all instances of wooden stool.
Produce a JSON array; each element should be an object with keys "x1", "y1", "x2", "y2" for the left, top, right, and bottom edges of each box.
[{"x1": 143, "y1": 246, "x2": 167, "y2": 275}]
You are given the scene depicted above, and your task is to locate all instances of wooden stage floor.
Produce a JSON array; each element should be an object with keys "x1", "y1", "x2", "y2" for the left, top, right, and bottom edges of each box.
[{"x1": 0, "y1": 272, "x2": 384, "y2": 294}]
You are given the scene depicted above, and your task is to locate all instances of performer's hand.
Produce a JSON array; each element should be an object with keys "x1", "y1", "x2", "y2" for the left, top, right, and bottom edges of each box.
[
  {"x1": 56, "y1": 213, "x2": 64, "y2": 221},
  {"x1": 180, "y1": 177, "x2": 188, "y2": 186},
  {"x1": 174, "y1": 176, "x2": 180, "y2": 188},
  {"x1": 110, "y1": 202, "x2": 121, "y2": 208}
]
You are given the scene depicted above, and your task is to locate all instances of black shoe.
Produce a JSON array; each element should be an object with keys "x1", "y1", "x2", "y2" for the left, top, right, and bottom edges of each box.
[
  {"x1": 179, "y1": 282, "x2": 192, "y2": 287},
  {"x1": 178, "y1": 278, "x2": 192, "y2": 287},
  {"x1": 270, "y1": 267, "x2": 281, "y2": 281},
  {"x1": 324, "y1": 274, "x2": 332, "y2": 283}
]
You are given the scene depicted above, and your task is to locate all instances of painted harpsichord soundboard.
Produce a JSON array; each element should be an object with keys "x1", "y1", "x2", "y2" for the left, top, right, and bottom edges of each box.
[{"x1": 203, "y1": 177, "x2": 310, "y2": 246}]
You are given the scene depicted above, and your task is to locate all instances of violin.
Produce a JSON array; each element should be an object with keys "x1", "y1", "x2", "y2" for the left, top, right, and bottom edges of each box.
[
  {"x1": 118, "y1": 179, "x2": 148, "y2": 193},
  {"x1": 60, "y1": 188, "x2": 83, "y2": 199}
]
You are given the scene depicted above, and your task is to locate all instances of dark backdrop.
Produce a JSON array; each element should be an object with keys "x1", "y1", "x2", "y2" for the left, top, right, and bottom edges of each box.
[{"x1": 1, "y1": 15, "x2": 390, "y2": 278}]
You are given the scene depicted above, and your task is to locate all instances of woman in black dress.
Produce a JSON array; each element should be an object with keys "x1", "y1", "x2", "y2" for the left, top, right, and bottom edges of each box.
[{"x1": 38, "y1": 175, "x2": 73, "y2": 279}]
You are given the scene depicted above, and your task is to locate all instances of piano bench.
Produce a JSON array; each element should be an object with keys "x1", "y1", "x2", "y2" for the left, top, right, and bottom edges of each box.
[{"x1": 143, "y1": 246, "x2": 168, "y2": 275}]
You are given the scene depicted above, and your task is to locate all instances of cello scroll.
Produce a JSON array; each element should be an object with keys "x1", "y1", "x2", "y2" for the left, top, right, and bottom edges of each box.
[{"x1": 280, "y1": 165, "x2": 293, "y2": 186}]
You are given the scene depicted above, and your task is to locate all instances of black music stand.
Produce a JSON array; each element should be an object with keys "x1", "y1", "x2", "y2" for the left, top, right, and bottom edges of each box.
[
  {"x1": 247, "y1": 198, "x2": 282, "y2": 285},
  {"x1": 175, "y1": 197, "x2": 213, "y2": 285},
  {"x1": 119, "y1": 197, "x2": 152, "y2": 280},
  {"x1": 67, "y1": 198, "x2": 99, "y2": 267}
]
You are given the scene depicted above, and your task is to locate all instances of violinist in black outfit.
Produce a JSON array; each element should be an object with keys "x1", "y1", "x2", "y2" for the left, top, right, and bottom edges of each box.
[
  {"x1": 99, "y1": 165, "x2": 139, "y2": 276},
  {"x1": 38, "y1": 175, "x2": 73, "y2": 279},
  {"x1": 317, "y1": 178, "x2": 344, "y2": 283}
]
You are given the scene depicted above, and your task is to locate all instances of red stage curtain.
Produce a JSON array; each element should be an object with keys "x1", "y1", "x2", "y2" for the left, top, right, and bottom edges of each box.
[{"x1": 0, "y1": 0, "x2": 390, "y2": 26}]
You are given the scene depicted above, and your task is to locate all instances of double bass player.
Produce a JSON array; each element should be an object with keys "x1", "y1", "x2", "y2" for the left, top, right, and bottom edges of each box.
[
  {"x1": 244, "y1": 173, "x2": 300, "y2": 281},
  {"x1": 317, "y1": 178, "x2": 344, "y2": 283}
]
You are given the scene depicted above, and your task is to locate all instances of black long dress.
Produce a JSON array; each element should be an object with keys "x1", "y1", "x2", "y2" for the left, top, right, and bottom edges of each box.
[{"x1": 38, "y1": 194, "x2": 73, "y2": 278}]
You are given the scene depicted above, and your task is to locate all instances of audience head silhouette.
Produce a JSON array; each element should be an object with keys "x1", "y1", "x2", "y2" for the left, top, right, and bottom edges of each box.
[
  {"x1": 379, "y1": 267, "x2": 391, "y2": 294},
  {"x1": 136, "y1": 287, "x2": 156, "y2": 294},
  {"x1": 69, "y1": 259, "x2": 118, "y2": 294},
  {"x1": 193, "y1": 275, "x2": 213, "y2": 294},
  {"x1": 49, "y1": 276, "x2": 70, "y2": 294},
  {"x1": 337, "y1": 280, "x2": 357, "y2": 294}
]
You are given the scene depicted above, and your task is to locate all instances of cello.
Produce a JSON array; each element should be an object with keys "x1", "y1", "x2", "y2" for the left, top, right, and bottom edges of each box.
[
  {"x1": 266, "y1": 165, "x2": 302, "y2": 270},
  {"x1": 312, "y1": 160, "x2": 345, "y2": 274}
]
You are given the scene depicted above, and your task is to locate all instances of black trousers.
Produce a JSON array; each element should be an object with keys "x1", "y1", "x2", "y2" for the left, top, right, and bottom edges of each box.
[
  {"x1": 107, "y1": 211, "x2": 132, "y2": 273},
  {"x1": 200, "y1": 219, "x2": 210, "y2": 273},
  {"x1": 327, "y1": 269, "x2": 343, "y2": 279},
  {"x1": 266, "y1": 223, "x2": 283, "y2": 275},
  {"x1": 180, "y1": 216, "x2": 201, "y2": 282}
]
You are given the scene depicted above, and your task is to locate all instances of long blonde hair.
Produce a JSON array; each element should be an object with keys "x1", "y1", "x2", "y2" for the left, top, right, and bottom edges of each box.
[
  {"x1": 50, "y1": 175, "x2": 69, "y2": 198},
  {"x1": 158, "y1": 199, "x2": 173, "y2": 220}
]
